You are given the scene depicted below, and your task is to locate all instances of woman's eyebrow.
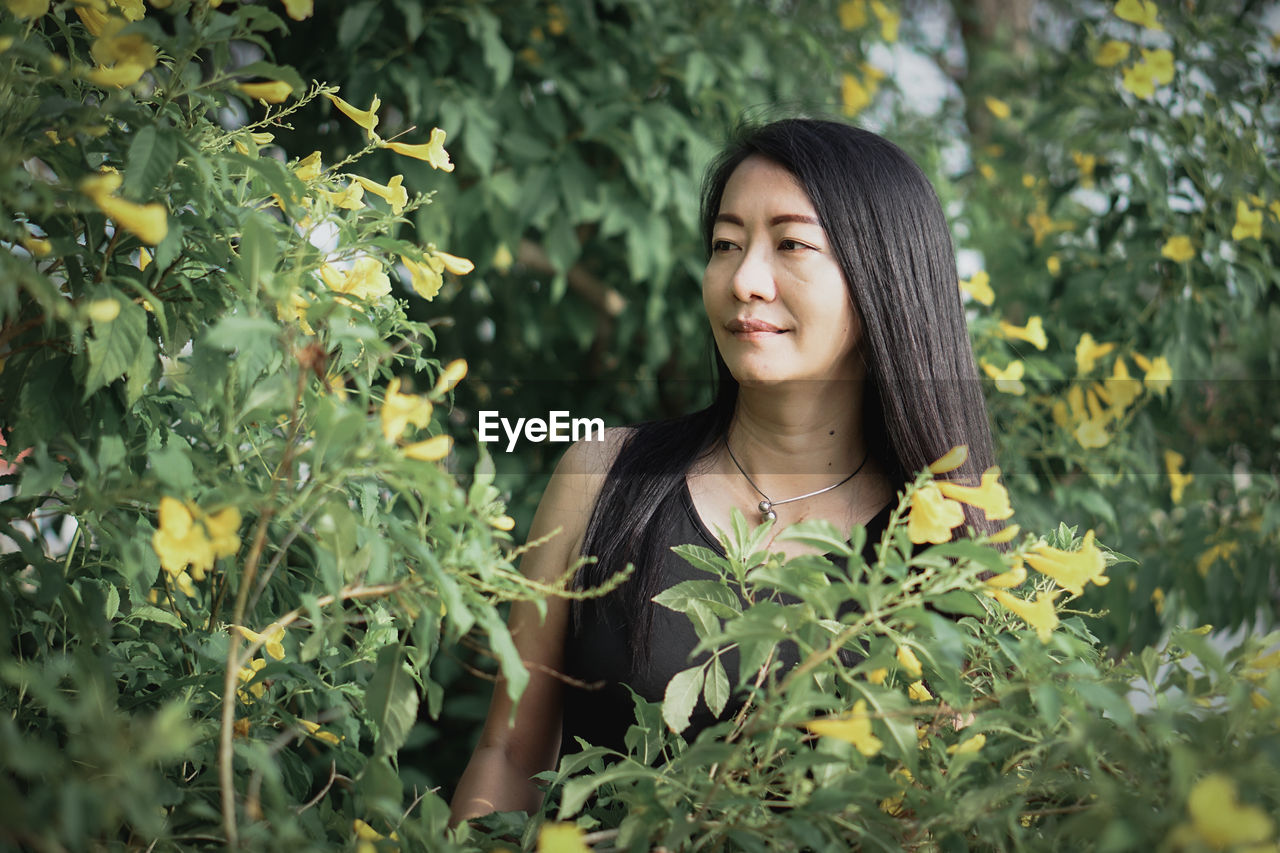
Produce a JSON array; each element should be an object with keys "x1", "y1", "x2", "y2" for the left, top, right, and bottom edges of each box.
[{"x1": 714, "y1": 213, "x2": 820, "y2": 226}]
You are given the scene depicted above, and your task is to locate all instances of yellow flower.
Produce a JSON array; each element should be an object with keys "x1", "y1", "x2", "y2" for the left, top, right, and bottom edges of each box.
[
  {"x1": 1141, "y1": 48, "x2": 1174, "y2": 84},
  {"x1": 1094, "y1": 40, "x2": 1131, "y2": 67},
  {"x1": 978, "y1": 163, "x2": 995, "y2": 181},
  {"x1": 350, "y1": 174, "x2": 407, "y2": 215},
  {"x1": 1046, "y1": 254, "x2": 1061, "y2": 275},
  {"x1": 985, "y1": 563, "x2": 1026, "y2": 589},
  {"x1": 1183, "y1": 774, "x2": 1274, "y2": 849},
  {"x1": 804, "y1": 699, "x2": 883, "y2": 756},
  {"x1": 1024, "y1": 530, "x2": 1108, "y2": 597},
  {"x1": 298, "y1": 718, "x2": 342, "y2": 745},
  {"x1": 866, "y1": 666, "x2": 888, "y2": 685},
  {"x1": 928, "y1": 445, "x2": 968, "y2": 474},
  {"x1": 1233, "y1": 199, "x2": 1263, "y2": 241},
  {"x1": 1196, "y1": 541, "x2": 1238, "y2": 578},
  {"x1": 74, "y1": 0, "x2": 111, "y2": 37},
  {"x1": 1026, "y1": 203, "x2": 1072, "y2": 246},
  {"x1": 204, "y1": 506, "x2": 242, "y2": 559},
  {"x1": 88, "y1": 63, "x2": 147, "y2": 87},
  {"x1": 280, "y1": 0, "x2": 312, "y2": 20},
  {"x1": 896, "y1": 645, "x2": 923, "y2": 677},
  {"x1": 293, "y1": 151, "x2": 322, "y2": 182},
  {"x1": 1114, "y1": 0, "x2": 1161, "y2": 30},
  {"x1": 985, "y1": 96, "x2": 1011, "y2": 119},
  {"x1": 838, "y1": 0, "x2": 867, "y2": 29},
  {"x1": 987, "y1": 523, "x2": 1021, "y2": 545},
  {"x1": 380, "y1": 377, "x2": 434, "y2": 441},
  {"x1": 1104, "y1": 357, "x2": 1141, "y2": 415},
  {"x1": 153, "y1": 496, "x2": 216, "y2": 577},
  {"x1": 91, "y1": 16, "x2": 156, "y2": 70},
  {"x1": 492, "y1": 244, "x2": 514, "y2": 273},
  {"x1": 1121, "y1": 62, "x2": 1156, "y2": 99},
  {"x1": 947, "y1": 733, "x2": 986, "y2": 755},
  {"x1": 434, "y1": 358, "x2": 468, "y2": 394},
  {"x1": 433, "y1": 248, "x2": 474, "y2": 275},
  {"x1": 537, "y1": 822, "x2": 590, "y2": 853},
  {"x1": 937, "y1": 467, "x2": 1014, "y2": 521},
  {"x1": 6, "y1": 0, "x2": 50, "y2": 18},
  {"x1": 869, "y1": 0, "x2": 899, "y2": 41},
  {"x1": 959, "y1": 270, "x2": 994, "y2": 306},
  {"x1": 316, "y1": 181, "x2": 365, "y2": 211},
  {"x1": 1164, "y1": 450, "x2": 1193, "y2": 504},
  {"x1": 233, "y1": 624, "x2": 285, "y2": 661},
  {"x1": 320, "y1": 258, "x2": 390, "y2": 303},
  {"x1": 907, "y1": 680, "x2": 932, "y2": 702},
  {"x1": 403, "y1": 435, "x2": 452, "y2": 462},
  {"x1": 906, "y1": 482, "x2": 965, "y2": 544},
  {"x1": 1271, "y1": 200, "x2": 1280, "y2": 222},
  {"x1": 1075, "y1": 333, "x2": 1115, "y2": 376},
  {"x1": 990, "y1": 588, "x2": 1062, "y2": 642},
  {"x1": 490, "y1": 515, "x2": 516, "y2": 531},
  {"x1": 999, "y1": 315, "x2": 1047, "y2": 351},
  {"x1": 238, "y1": 80, "x2": 293, "y2": 103},
  {"x1": 353, "y1": 819, "x2": 400, "y2": 853},
  {"x1": 1160, "y1": 235, "x2": 1195, "y2": 262},
  {"x1": 237, "y1": 657, "x2": 267, "y2": 701},
  {"x1": 325, "y1": 91, "x2": 381, "y2": 141},
  {"x1": 276, "y1": 291, "x2": 314, "y2": 335},
  {"x1": 400, "y1": 254, "x2": 444, "y2": 300},
  {"x1": 841, "y1": 73, "x2": 872, "y2": 117},
  {"x1": 385, "y1": 128, "x2": 454, "y2": 171},
  {"x1": 1151, "y1": 587, "x2": 1165, "y2": 614},
  {"x1": 981, "y1": 359, "x2": 1025, "y2": 396}
]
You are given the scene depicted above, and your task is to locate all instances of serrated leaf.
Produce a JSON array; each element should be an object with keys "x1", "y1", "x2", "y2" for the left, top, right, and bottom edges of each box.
[
  {"x1": 365, "y1": 644, "x2": 419, "y2": 758},
  {"x1": 84, "y1": 298, "x2": 147, "y2": 397},
  {"x1": 662, "y1": 665, "x2": 705, "y2": 734},
  {"x1": 652, "y1": 579, "x2": 741, "y2": 617},
  {"x1": 670, "y1": 544, "x2": 729, "y2": 578},
  {"x1": 704, "y1": 657, "x2": 730, "y2": 717},
  {"x1": 125, "y1": 605, "x2": 184, "y2": 629},
  {"x1": 477, "y1": 607, "x2": 529, "y2": 711},
  {"x1": 777, "y1": 519, "x2": 855, "y2": 557},
  {"x1": 123, "y1": 126, "x2": 177, "y2": 198}
]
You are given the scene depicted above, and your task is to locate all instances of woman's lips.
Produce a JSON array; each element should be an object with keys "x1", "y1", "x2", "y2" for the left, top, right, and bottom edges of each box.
[{"x1": 727, "y1": 318, "x2": 787, "y2": 340}]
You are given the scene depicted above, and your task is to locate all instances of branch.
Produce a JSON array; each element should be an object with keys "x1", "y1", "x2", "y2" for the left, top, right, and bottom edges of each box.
[{"x1": 516, "y1": 238, "x2": 626, "y2": 318}]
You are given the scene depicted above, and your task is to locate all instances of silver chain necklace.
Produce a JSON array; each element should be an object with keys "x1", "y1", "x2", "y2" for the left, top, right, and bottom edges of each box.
[{"x1": 724, "y1": 438, "x2": 869, "y2": 523}]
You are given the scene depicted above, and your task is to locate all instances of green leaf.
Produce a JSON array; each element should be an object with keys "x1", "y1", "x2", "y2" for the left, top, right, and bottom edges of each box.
[
  {"x1": 662, "y1": 665, "x2": 705, "y2": 735},
  {"x1": 84, "y1": 298, "x2": 147, "y2": 398},
  {"x1": 123, "y1": 126, "x2": 177, "y2": 198},
  {"x1": 930, "y1": 591, "x2": 988, "y2": 618},
  {"x1": 704, "y1": 657, "x2": 730, "y2": 717},
  {"x1": 125, "y1": 605, "x2": 184, "y2": 630},
  {"x1": 652, "y1": 579, "x2": 742, "y2": 617},
  {"x1": 365, "y1": 644, "x2": 420, "y2": 758},
  {"x1": 670, "y1": 544, "x2": 729, "y2": 578},
  {"x1": 777, "y1": 519, "x2": 854, "y2": 557}
]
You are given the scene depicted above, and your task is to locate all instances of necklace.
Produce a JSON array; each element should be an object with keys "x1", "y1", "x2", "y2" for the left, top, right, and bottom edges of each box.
[{"x1": 725, "y1": 439, "x2": 870, "y2": 523}]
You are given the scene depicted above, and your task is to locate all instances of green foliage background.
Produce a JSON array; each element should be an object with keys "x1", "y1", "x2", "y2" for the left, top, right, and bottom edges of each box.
[{"x1": 0, "y1": 0, "x2": 1277, "y2": 849}]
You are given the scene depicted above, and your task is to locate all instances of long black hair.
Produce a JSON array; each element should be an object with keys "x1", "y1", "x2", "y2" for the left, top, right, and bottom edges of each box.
[{"x1": 573, "y1": 118, "x2": 999, "y2": 669}]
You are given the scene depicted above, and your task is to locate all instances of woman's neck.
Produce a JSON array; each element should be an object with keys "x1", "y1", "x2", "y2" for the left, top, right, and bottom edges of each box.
[{"x1": 723, "y1": 379, "x2": 870, "y2": 493}]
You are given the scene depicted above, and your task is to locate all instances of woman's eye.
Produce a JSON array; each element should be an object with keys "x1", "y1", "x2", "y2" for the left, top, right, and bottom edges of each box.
[
  {"x1": 711, "y1": 239, "x2": 737, "y2": 252},
  {"x1": 779, "y1": 239, "x2": 807, "y2": 251}
]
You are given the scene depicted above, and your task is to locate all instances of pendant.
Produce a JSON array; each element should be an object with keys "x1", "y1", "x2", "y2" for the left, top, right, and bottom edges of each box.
[{"x1": 759, "y1": 500, "x2": 776, "y2": 523}]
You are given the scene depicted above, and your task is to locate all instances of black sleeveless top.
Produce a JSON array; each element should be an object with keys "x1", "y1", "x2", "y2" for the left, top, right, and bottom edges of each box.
[{"x1": 560, "y1": 480, "x2": 894, "y2": 757}]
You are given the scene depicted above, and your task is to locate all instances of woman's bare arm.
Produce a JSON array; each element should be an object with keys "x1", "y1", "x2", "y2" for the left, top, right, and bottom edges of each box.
[{"x1": 449, "y1": 430, "x2": 627, "y2": 824}]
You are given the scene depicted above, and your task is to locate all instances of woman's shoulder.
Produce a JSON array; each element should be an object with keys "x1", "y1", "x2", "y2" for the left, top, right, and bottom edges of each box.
[{"x1": 553, "y1": 425, "x2": 634, "y2": 479}]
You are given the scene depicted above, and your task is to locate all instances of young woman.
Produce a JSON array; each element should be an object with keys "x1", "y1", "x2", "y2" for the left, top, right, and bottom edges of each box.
[{"x1": 450, "y1": 118, "x2": 998, "y2": 822}]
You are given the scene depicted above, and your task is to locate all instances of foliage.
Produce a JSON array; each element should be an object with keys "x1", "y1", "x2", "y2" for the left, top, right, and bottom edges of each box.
[
  {"x1": 523, "y1": 472, "x2": 1280, "y2": 851},
  {"x1": 0, "y1": 0, "x2": 532, "y2": 848}
]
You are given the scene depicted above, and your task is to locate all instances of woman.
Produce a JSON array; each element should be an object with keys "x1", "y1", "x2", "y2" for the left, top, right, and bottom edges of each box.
[{"x1": 450, "y1": 118, "x2": 997, "y2": 821}]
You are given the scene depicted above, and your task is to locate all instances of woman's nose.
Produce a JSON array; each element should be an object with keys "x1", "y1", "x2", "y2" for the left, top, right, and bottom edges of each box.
[{"x1": 730, "y1": 248, "x2": 777, "y2": 302}]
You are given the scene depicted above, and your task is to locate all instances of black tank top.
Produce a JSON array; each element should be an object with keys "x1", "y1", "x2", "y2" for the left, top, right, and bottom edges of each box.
[{"x1": 560, "y1": 480, "x2": 894, "y2": 757}]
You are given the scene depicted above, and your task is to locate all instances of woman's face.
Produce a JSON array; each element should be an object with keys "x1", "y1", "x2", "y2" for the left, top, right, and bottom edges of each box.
[{"x1": 702, "y1": 155, "x2": 863, "y2": 386}]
